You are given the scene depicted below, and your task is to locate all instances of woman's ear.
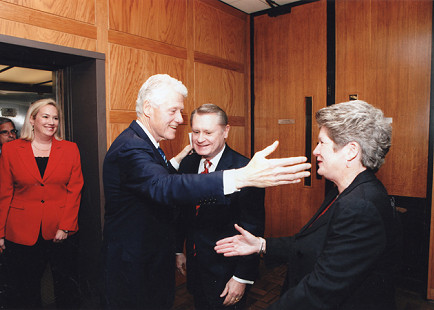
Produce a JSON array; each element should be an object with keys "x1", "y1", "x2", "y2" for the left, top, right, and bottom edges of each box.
[{"x1": 345, "y1": 141, "x2": 361, "y2": 162}]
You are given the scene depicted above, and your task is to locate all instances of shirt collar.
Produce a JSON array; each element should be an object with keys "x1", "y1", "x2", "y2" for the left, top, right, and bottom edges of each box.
[
  {"x1": 136, "y1": 119, "x2": 160, "y2": 149},
  {"x1": 199, "y1": 145, "x2": 226, "y2": 173}
]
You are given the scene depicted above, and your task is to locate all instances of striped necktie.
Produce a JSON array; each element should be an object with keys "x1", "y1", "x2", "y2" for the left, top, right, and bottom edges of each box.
[{"x1": 157, "y1": 147, "x2": 168, "y2": 166}]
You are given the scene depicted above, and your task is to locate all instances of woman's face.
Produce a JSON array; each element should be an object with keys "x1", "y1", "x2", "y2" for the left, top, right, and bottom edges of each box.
[
  {"x1": 30, "y1": 104, "x2": 59, "y2": 139},
  {"x1": 313, "y1": 127, "x2": 347, "y2": 183}
]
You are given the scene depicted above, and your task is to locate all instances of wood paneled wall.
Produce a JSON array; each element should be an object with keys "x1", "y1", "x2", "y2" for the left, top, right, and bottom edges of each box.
[
  {"x1": 0, "y1": 0, "x2": 251, "y2": 158},
  {"x1": 336, "y1": 0, "x2": 432, "y2": 198},
  {"x1": 254, "y1": 0, "x2": 327, "y2": 237}
]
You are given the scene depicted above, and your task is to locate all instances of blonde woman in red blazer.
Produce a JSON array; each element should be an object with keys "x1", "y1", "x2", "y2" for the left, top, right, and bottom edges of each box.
[{"x1": 0, "y1": 98, "x2": 83, "y2": 309}]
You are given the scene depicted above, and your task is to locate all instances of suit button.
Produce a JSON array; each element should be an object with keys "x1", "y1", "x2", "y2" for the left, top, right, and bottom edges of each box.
[
  {"x1": 41, "y1": 200, "x2": 45, "y2": 203},
  {"x1": 41, "y1": 184, "x2": 44, "y2": 186}
]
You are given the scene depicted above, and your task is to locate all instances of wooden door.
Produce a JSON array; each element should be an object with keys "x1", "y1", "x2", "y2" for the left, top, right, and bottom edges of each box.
[{"x1": 254, "y1": 0, "x2": 327, "y2": 237}]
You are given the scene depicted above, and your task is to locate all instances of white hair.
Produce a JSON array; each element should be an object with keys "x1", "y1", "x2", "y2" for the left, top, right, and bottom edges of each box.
[{"x1": 135, "y1": 74, "x2": 188, "y2": 116}]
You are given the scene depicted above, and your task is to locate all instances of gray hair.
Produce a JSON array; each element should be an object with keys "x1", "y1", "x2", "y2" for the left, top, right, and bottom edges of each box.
[
  {"x1": 315, "y1": 100, "x2": 391, "y2": 171},
  {"x1": 0, "y1": 117, "x2": 15, "y2": 127},
  {"x1": 21, "y1": 98, "x2": 64, "y2": 141},
  {"x1": 190, "y1": 103, "x2": 228, "y2": 127},
  {"x1": 135, "y1": 74, "x2": 188, "y2": 116}
]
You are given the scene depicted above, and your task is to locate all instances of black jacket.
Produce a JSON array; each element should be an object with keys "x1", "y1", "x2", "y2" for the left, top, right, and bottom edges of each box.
[{"x1": 266, "y1": 170, "x2": 401, "y2": 310}]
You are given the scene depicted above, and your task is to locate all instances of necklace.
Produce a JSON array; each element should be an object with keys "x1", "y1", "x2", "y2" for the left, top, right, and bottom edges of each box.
[{"x1": 32, "y1": 143, "x2": 52, "y2": 152}]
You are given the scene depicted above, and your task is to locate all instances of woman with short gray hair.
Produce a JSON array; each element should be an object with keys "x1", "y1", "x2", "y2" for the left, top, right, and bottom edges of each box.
[{"x1": 215, "y1": 100, "x2": 401, "y2": 310}]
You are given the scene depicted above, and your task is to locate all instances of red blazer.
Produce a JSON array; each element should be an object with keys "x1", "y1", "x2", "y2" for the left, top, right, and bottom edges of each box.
[{"x1": 0, "y1": 138, "x2": 83, "y2": 246}]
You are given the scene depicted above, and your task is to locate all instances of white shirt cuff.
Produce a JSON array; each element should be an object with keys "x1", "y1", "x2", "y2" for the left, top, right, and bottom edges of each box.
[
  {"x1": 223, "y1": 170, "x2": 240, "y2": 195},
  {"x1": 170, "y1": 158, "x2": 180, "y2": 170},
  {"x1": 232, "y1": 276, "x2": 254, "y2": 285}
]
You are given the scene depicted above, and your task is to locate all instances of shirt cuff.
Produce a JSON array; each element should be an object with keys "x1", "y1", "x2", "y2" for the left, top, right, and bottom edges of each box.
[
  {"x1": 223, "y1": 170, "x2": 240, "y2": 195},
  {"x1": 232, "y1": 276, "x2": 254, "y2": 285},
  {"x1": 170, "y1": 158, "x2": 180, "y2": 171}
]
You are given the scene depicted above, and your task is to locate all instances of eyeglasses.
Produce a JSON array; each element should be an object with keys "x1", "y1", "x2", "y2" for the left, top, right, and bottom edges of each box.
[{"x1": 0, "y1": 129, "x2": 18, "y2": 136}]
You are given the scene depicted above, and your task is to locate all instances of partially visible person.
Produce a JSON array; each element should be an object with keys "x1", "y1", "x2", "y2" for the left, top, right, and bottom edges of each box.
[
  {"x1": 0, "y1": 117, "x2": 17, "y2": 154},
  {"x1": 102, "y1": 74, "x2": 311, "y2": 310},
  {"x1": 176, "y1": 104, "x2": 265, "y2": 309},
  {"x1": 0, "y1": 117, "x2": 17, "y2": 308},
  {"x1": 0, "y1": 98, "x2": 84, "y2": 309},
  {"x1": 215, "y1": 100, "x2": 401, "y2": 310}
]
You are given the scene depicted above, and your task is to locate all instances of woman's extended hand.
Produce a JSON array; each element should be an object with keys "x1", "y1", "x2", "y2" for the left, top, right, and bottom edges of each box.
[{"x1": 214, "y1": 224, "x2": 262, "y2": 257}]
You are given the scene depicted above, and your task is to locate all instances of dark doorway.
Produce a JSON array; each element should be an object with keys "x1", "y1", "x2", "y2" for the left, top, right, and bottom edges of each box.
[{"x1": 0, "y1": 34, "x2": 106, "y2": 307}]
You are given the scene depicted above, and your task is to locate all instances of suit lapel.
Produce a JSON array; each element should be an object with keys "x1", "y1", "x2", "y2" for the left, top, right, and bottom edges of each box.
[
  {"x1": 215, "y1": 145, "x2": 234, "y2": 171},
  {"x1": 16, "y1": 139, "x2": 42, "y2": 182},
  {"x1": 130, "y1": 121, "x2": 168, "y2": 169},
  {"x1": 43, "y1": 139, "x2": 63, "y2": 181}
]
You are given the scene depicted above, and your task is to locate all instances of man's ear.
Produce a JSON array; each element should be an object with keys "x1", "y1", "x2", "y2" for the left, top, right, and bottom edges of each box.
[
  {"x1": 143, "y1": 100, "x2": 152, "y2": 118},
  {"x1": 223, "y1": 125, "x2": 230, "y2": 139}
]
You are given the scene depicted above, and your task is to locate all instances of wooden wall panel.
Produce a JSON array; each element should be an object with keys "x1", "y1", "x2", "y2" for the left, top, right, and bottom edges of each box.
[
  {"x1": 109, "y1": 0, "x2": 187, "y2": 48},
  {"x1": 194, "y1": 0, "x2": 247, "y2": 64},
  {"x1": 0, "y1": 19, "x2": 97, "y2": 51},
  {"x1": 0, "y1": 1, "x2": 97, "y2": 39},
  {"x1": 109, "y1": 44, "x2": 187, "y2": 111},
  {"x1": 194, "y1": 63, "x2": 247, "y2": 154},
  {"x1": 336, "y1": 0, "x2": 432, "y2": 198},
  {"x1": 2, "y1": 0, "x2": 95, "y2": 24},
  {"x1": 254, "y1": 0, "x2": 327, "y2": 237}
]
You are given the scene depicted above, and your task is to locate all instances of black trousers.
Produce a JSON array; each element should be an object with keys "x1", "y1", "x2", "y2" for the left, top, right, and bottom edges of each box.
[
  {"x1": 189, "y1": 257, "x2": 248, "y2": 310},
  {"x1": 102, "y1": 242, "x2": 175, "y2": 310},
  {"x1": 4, "y1": 232, "x2": 79, "y2": 309}
]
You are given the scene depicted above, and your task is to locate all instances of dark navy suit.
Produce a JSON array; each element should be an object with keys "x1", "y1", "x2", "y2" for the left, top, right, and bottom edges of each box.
[
  {"x1": 102, "y1": 121, "x2": 228, "y2": 309},
  {"x1": 265, "y1": 170, "x2": 401, "y2": 310},
  {"x1": 176, "y1": 146, "x2": 265, "y2": 309}
]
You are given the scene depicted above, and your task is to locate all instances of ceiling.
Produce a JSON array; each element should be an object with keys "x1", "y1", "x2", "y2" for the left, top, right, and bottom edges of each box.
[
  {"x1": 219, "y1": 0, "x2": 301, "y2": 14},
  {"x1": 0, "y1": 65, "x2": 52, "y2": 94}
]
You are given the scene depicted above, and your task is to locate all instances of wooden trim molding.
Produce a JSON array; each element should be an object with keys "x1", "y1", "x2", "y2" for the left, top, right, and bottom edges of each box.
[
  {"x1": 0, "y1": 1, "x2": 97, "y2": 39},
  {"x1": 108, "y1": 30, "x2": 187, "y2": 59},
  {"x1": 194, "y1": 51, "x2": 245, "y2": 73}
]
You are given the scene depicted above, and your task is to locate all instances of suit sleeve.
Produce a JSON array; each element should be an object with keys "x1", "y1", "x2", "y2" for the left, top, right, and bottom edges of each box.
[
  {"x1": 233, "y1": 186, "x2": 265, "y2": 281},
  {"x1": 266, "y1": 200, "x2": 387, "y2": 310},
  {"x1": 118, "y1": 142, "x2": 227, "y2": 207},
  {"x1": 59, "y1": 143, "x2": 84, "y2": 232},
  {"x1": 0, "y1": 145, "x2": 14, "y2": 238}
]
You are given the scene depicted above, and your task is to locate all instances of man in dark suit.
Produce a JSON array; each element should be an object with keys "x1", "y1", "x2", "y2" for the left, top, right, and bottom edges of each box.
[
  {"x1": 102, "y1": 74, "x2": 311, "y2": 310},
  {"x1": 176, "y1": 104, "x2": 265, "y2": 309}
]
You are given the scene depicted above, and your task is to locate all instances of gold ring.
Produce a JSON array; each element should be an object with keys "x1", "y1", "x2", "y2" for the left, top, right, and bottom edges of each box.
[{"x1": 235, "y1": 297, "x2": 240, "y2": 302}]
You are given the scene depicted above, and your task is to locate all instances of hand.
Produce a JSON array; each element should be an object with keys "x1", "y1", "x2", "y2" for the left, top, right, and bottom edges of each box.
[
  {"x1": 215, "y1": 224, "x2": 262, "y2": 257},
  {"x1": 220, "y1": 278, "x2": 246, "y2": 306},
  {"x1": 176, "y1": 253, "x2": 187, "y2": 276},
  {"x1": 53, "y1": 230, "x2": 68, "y2": 243},
  {"x1": 0, "y1": 238, "x2": 5, "y2": 253},
  {"x1": 234, "y1": 141, "x2": 311, "y2": 189},
  {"x1": 174, "y1": 145, "x2": 193, "y2": 164}
]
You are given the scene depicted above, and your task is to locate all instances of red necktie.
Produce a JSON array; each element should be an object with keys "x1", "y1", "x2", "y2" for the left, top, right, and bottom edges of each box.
[
  {"x1": 194, "y1": 159, "x2": 212, "y2": 256},
  {"x1": 196, "y1": 159, "x2": 212, "y2": 215}
]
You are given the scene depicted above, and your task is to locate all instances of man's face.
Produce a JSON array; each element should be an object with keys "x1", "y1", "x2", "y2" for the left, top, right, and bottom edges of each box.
[
  {"x1": 145, "y1": 90, "x2": 184, "y2": 142},
  {"x1": 191, "y1": 113, "x2": 229, "y2": 160},
  {"x1": 0, "y1": 122, "x2": 17, "y2": 147}
]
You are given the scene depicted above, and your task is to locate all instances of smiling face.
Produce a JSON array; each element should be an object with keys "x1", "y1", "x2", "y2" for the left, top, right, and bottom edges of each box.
[
  {"x1": 30, "y1": 104, "x2": 59, "y2": 139},
  {"x1": 145, "y1": 90, "x2": 185, "y2": 142},
  {"x1": 313, "y1": 127, "x2": 347, "y2": 183},
  {"x1": 191, "y1": 112, "x2": 229, "y2": 160}
]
